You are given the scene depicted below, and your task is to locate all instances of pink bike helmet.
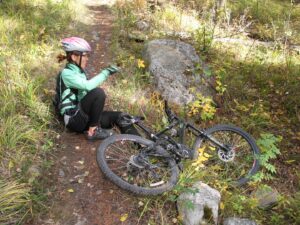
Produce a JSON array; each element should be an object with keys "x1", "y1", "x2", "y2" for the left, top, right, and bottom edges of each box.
[{"x1": 61, "y1": 37, "x2": 92, "y2": 52}]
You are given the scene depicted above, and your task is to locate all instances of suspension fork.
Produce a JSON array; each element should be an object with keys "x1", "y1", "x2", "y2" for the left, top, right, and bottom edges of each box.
[
  {"x1": 204, "y1": 134, "x2": 231, "y2": 152},
  {"x1": 188, "y1": 125, "x2": 231, "y2": 152}
]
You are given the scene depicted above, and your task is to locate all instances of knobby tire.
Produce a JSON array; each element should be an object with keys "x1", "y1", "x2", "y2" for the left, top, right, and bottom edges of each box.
[
  {"x1": 192, "y1": 124, "x2": 260, "y2": 186},
  {"x1": 97, "y1": 134, "x2": 180, "y2": 196}
]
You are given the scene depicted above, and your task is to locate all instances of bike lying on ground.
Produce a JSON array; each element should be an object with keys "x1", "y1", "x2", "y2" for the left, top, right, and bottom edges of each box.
[{"x1": 96, "y1": 101, "x2": 260, "y2": 196}]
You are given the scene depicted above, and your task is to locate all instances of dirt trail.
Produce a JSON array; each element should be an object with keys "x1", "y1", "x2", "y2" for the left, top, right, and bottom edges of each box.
[{"x1": 29, "y1": 3, "x2": 142, "y2": 225}]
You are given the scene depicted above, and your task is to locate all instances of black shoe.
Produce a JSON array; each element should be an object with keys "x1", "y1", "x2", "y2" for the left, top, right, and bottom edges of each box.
[{"x1": 85, "y1": 127, "x2": 113, "y2": 141}]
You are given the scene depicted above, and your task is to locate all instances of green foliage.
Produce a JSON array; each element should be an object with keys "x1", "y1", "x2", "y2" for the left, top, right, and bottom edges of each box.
[
  {"x1": 188, "y1": 93, "x2": 216, "y2": 121},
  {"x1": 228, "y1": 0, "x2": 299, "y2": 42},
  {"x1": 193, "y1": 25, "x2": 215, "y2": 52},
  {"x1": 220, "y1": 189, "x2": 259, "y2": 219},
  {"x1": 253, "y1": 133, "x2": 282, "y2": 182},
  {"x1": 115, "y1": 1, "x2": 138, "y2": 35},
  {"x1": 111, "y1": 1, "x2": 299, "y2": 224},
  {"x1": 0, "y1": 0, "x2": 81, "y2": 223}
]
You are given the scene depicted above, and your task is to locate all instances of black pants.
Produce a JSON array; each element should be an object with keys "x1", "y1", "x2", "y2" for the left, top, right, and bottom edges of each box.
[
  {"x1": 81, "y1": 88, "x2": 106, "y2": 127},
  {"x1": 68, "y1": 88, "x2": 139, "y2": 135}
]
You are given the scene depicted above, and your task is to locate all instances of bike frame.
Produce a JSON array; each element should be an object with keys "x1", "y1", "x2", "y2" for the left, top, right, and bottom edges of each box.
[{"x1": 131, "y1": 102, "x2": 230, "y2": 158}]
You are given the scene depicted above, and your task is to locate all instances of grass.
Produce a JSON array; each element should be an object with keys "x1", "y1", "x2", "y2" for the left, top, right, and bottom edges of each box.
[
  {"x1": 0, "y1": 0, "x2": 87, "y2": 224},
  {"x1": 0, "y1": 180, "x2": 31, "y2": 225},
  {"x1": 0, "y1": 0, "x2": 299, "y2": 224}
]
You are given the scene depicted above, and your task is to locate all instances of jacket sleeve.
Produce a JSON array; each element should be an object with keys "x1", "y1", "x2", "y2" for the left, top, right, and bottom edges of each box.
[{"x1": 62, "y1": 69, "x2": 110, "y2": 91}]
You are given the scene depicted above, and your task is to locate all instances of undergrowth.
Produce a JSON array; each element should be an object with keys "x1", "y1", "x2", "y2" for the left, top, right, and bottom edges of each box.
[
  {"x1": 1, "y1": 0, "x2": 299, "y2": 224},
  {"x1": 0, "y1": 0, "x2": 87, "y2": 224},
  {"x1": 108, "y1": 0, "x2": 300, "y2": 224}
]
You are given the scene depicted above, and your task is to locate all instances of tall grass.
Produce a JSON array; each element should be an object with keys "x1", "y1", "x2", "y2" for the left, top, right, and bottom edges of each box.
[
  {"x1": 0, "y1": 180, "x2": 31, "y2": 225},
  {"x1": 0, "y1": 0, "x2": 86, "y2": 223}
]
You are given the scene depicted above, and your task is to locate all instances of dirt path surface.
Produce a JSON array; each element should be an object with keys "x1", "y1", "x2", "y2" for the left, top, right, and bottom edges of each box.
[{"x1": 29, "y1": 2, "x2": 142, "y2": 225}]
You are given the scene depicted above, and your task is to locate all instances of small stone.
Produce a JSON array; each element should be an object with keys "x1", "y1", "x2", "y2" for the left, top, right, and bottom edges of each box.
[
  {"x1": 16, "y1": 168, "x2": 22, "y2": 173},
  {"x1": 136, "y1": 20, "x2": 150, "y2": 31},
  {"x1": 96, "y1": 190, "x2": 102, "y2": 195},
  {"x1": 109, "y1": 189, "x2": 114, "y2": 194},
  {"x1": 58, "y1": 169, "x2": 65, "y2": 177},
  {"x1": 252, "y1": 186, "x2": 280, "y2": 209},
  {"x1": 75, "y1": 146, "x2": 80, "y2": 150},
  {"x1": 223, "y1": 217, "x2": 258, "y2": 225},
  {"x1": 87, "y1": 183, "x2": 94, "y2": 188}
]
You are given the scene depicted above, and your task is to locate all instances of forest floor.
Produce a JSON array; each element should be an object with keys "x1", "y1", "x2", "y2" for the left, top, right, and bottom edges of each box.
[
  {"x1": 25, "y1": 1, "x2": 300, "y2": 225},
  {"x1": 27, "y1": 2, "x2": 143, "y2": 225}
]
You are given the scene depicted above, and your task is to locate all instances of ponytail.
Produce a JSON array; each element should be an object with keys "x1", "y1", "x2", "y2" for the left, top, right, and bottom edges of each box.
[
  {"x1": 57, "y1": 53, "x2": 67, "y2": 63},
  {"x1": 57, "y1": 52, "x2": 73, "y2": 63}
]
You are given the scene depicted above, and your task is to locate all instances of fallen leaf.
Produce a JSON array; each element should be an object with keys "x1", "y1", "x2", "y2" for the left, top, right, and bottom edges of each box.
[
  {"x1": 285, "y1": 160, "x2": 295, "y2": 164},
  {"x1": 138, "y1": 201, "x2": 144, "y2": 207},
  {"x1": 78, "y1": 178, "x2": 84, "y2": 183},
  {"x1": 120, "y1": 213, "x2": 128, "y2": 222},
  {"x1": 220, "y1": 202, "x2": 225, "y2": 210}
]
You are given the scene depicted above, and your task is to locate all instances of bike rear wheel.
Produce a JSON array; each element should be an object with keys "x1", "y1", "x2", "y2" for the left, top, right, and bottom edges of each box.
[
  {"x1": 193, "y1": 124, "x2": 260, "y2": 186},
  {"x1": 97, "y1": 134, "x2": 180, "y2": 196}
]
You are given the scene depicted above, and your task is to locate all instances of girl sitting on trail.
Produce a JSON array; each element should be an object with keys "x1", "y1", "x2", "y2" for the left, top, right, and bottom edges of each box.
[{"x1": 55, "y1": 37, "x2": 139, "y2": 141}]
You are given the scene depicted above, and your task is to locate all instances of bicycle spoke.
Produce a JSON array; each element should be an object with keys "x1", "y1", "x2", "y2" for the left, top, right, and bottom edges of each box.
[
  {"x1": 196, "y1": 126, "x2": 258, "y2": 185},
  {"x1": 102, "y1": 138, "x2": 174, "y2": 189}
]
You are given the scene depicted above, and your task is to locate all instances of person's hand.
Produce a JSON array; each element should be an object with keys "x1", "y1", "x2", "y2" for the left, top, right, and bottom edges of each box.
[{"x1": 104, "y1": 65, "x2": 120, "y2": 75}]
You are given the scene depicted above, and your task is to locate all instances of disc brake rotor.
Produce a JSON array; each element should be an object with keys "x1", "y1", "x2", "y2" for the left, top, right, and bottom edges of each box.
[{"x1": 217, "y1": 147, "x2": 235, "y2": 162}]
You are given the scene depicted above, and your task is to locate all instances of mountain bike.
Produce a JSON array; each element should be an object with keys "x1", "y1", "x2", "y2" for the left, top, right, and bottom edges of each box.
[{"x1": 96, "y1": 101, "x2": 260, "y2": 196}]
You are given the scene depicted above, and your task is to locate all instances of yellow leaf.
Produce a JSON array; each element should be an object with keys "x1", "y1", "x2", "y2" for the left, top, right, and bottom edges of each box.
[
  {"x1": 199, "y1": 155, "x2": 208, "y2": 162},
  {"x1": 67, "y1": 188, "x2": 74, "y2": 193},
  {"x1": 209, "y1": 146, "x2": 216, "y2": 151},
  {"x1": 137, "y1": 59, "x2": 145, "y2": 68},
  {"x1": 220, "y1": 202, "x2": 225, "y2": 210},
  {"x1": 120, "y1": 213, "x2": 128, "y2": 222},
  {"x1": 198, "y1": 146, "x2": 206, "y2": 154},
  {"x1": 8, "y1": 160, "x2": 14, "y2": 170},
  {"x1": 203, "y1": 153, "x2": 211, "y2": 158}
]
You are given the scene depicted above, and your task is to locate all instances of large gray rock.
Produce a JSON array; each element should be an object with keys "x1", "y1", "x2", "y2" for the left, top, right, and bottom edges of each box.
[
  {"x1": 223, "y1": 217, "x2": 258, "y2": 225},
  {"x1": 177, "y1": 181, "x2": 221, "y2": 225},
  {"x1": 143, "y1": 39, "x2": 213, "y2": 106}
]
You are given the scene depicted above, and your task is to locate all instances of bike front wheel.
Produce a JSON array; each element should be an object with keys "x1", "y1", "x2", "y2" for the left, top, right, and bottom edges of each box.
[
  {"x1": 97, "y1": 134, "x2": 180, "y2": 196},
  {"x1": 193, "y1": 124, "x2": 260, "y2": 186}
]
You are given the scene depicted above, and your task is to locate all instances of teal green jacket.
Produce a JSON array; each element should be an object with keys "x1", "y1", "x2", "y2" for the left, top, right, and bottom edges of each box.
[{"x1": 60, "y1": 63, "x2": 110, "y2": 115}]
